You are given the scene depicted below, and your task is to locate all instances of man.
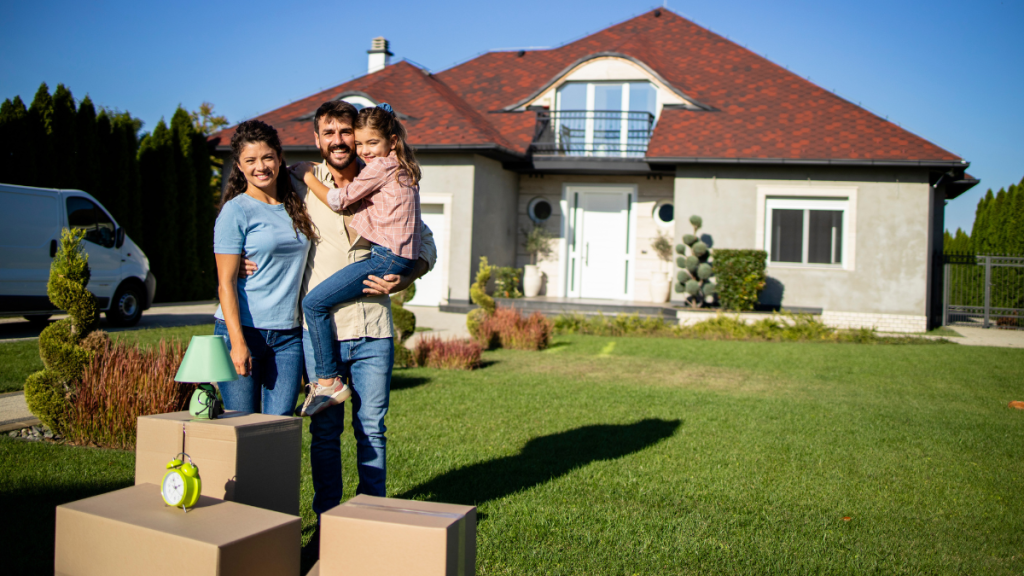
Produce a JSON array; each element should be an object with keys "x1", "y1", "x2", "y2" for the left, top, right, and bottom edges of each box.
[{"x1": 249, "y1": 100, "x2": 435, "y2": 519}]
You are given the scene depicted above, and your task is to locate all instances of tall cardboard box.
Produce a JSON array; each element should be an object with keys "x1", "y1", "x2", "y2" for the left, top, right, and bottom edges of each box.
[
  {"x1": 55, "y1": 483, "x2": 300, "y2": 576},
  {"x1": 136, "y1": 410, "x2": 302, "y2": 515},
  {"x1": 320, "y1": 494, "x2": 476, "y2": 576}
]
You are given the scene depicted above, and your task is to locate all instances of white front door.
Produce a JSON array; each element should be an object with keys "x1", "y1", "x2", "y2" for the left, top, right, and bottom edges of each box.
[
  {"x1": 566, "y1": 187, "x2": 635, "y2": 300},
  {"x1": 406, "y1": 203, "x2": 446, "y2": 306}
]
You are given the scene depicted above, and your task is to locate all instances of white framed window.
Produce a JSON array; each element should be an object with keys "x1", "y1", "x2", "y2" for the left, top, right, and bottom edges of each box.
[
  {"x1": 341, "y1": 95, "x2": 376, "y2": 110},
  {"x1": 653, "y1": 200, "x2": 674, "y2": 227},
  {"x1": 528, "y1": 197, "x2": 553, "y2": 223},
  {"x1": 764, "y1": 197, "x2": 849, "y2": 267}
]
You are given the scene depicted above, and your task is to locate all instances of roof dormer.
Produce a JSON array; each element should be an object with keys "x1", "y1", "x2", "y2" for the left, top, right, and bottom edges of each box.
[{"x1": 506, "y1": 52, "x2": 708, "y2": 116}]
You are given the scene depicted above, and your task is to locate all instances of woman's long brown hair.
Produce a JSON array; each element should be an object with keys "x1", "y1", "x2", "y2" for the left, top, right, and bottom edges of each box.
[
  {"x1": 355, "y1": 106, "x2": 421, "y2": 186},
  {"x1": 222, "y1": 119, "x2": 317, "y2": 241}
]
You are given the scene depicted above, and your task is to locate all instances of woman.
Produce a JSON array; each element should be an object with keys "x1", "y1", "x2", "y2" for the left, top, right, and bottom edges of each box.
[{"x1": 213, "y1": 119, "x2": 317, "y2": 415}]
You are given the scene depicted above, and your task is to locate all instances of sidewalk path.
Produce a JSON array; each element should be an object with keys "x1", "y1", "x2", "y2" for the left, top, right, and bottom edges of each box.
[
  {"x1": 0, "y1": 301, "x2": 219, "y2": 343},
  {"x1": 404, "y1": 305, "x2": 471, "y2": 347},
  {"x1": 0, "y1": 392, "x2": 38, "y2": 433},
  {"x1": 947, "y1": 326, "x2": 1024, "y2": 349}
]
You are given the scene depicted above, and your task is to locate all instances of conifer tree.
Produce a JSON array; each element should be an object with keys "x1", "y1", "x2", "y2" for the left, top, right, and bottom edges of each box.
[
  {"x1": 171, "y1": 108, "x2": 200, "y2": 300},
  {"x1": 27, "y1": 83, "x2": 53, "y2": 187},
  {"x1": 0, "y1": 97, "x2": 35, "y2": 185},
  {"x1": 49, "y1": 84, "x2": 78, "y2": 190},
  {"x1": 970, "y1": 190, "x2": 994, "y2": 253},
  {"x1": 74, "y1": 96, "x2": 100, "y2": 200},
  {"x1": 95, "y1": 110, "x2": 114, "y2": 209},
  {"x1": 113, "y1": 113, "x2": 144, "y2": 243},
  {"x1": 190, "y1": 131, "x2": 217, "y2": 298},
  {"x1": 138, "y1": 120, "x2": 180, "y2": 301}
]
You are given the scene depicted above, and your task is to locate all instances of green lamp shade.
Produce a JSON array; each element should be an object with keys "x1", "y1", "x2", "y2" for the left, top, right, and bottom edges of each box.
[{"x1": 174, "y1": 335, "x2": 239, "y2": 383}]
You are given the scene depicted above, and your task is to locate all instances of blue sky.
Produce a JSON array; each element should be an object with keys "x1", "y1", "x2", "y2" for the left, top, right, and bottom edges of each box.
[{"x1": 2, "y1": 0, "x2": 1021, "y2": 234}]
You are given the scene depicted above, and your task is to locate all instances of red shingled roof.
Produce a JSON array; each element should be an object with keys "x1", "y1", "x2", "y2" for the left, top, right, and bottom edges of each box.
[
  {"x1": 211, "y1": 9, "x2": 963, "y2": 164},
  {"x1": 210, "y1": 61, "x2": 520, "y2": 154}
]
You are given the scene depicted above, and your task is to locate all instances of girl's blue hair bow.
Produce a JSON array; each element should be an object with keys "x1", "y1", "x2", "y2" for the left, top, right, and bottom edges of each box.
[{"x1": 377, "y1": 102, "x2": 394, "y2": 115}]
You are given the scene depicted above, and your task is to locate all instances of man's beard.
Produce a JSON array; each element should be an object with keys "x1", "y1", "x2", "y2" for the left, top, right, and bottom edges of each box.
[{"x1": 321, "y1": 143, "x2": 355, "y2": 171}]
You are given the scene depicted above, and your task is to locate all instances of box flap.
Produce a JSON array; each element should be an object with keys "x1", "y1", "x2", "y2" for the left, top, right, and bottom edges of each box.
[
  {"x1": 324, "y1": 495, "x2": 474, "y2": 530},
  {"x1": 58, "y1": 484, "x2": 299, "y2": 547}
]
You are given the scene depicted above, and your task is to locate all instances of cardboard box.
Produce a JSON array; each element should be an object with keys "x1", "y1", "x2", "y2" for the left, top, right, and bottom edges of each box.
[
  {"x1": 321, "y1": 494, "x2": 476, "y2": 576},
  {"x1": 136, "y1": 410, "x2": 302, "y2": 515},
  {"x1": 55, "y1": 483, "x2": 300, "y2": 576}
]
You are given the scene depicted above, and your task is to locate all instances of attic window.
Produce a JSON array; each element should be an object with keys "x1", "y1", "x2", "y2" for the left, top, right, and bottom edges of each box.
[{"x1": 341, "y1": 95, "x2": 376, "y2": 111}]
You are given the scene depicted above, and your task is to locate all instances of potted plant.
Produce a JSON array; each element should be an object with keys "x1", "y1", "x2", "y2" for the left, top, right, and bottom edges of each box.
[
  {"x1": 650, "y1": 230, "x2": 673, "y2": 303},
  {"x1": 522, "y1": 225, "x2": 554, "y2": 297}
]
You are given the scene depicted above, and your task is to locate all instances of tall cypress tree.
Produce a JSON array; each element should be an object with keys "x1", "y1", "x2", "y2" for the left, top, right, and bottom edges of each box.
[
  {"x1": 27, "y1": 83, "x2": 53, "y2": 187},
  {"x1": 0, "y1": 97, "x2": 35, "y2": 185},
  {"x1": 970, "y1": 190, "x2": 994, "y2": 254},
  {"x1": 75, "y1": 96, "x2": 100, "y2": 200},
  {"x1": 138, "y1": 120, "x2": 180, "y2": 301},
  {"x1": 170, "y1": 107, "x2": 200, "y2": 300},
  {"x1": 192, "y1": 131, "x2": 216, "y2": 298},
  {"x1": 95, "y1": 110, "x2": 115, "y2": 213},
  {"x1": 1011, "y1": 178, "x2": 1024, "y2": 255},
  {"x1": 49, "y1": 84, "x2": 78, "y2": 190}
]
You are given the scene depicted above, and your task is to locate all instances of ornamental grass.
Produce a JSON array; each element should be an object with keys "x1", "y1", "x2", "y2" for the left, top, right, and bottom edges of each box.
[
  {"x1": 64, "y1": 339, "x2": 193, "y2": 449},
  {"x1": 412, "y1": 335, "x2": 482, "y2": 370},
  {"x1": 478, "y1": 307, "x2": 553, "y2": 351}
]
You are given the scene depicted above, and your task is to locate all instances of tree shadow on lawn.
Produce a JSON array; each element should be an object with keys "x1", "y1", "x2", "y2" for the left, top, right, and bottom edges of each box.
[
  {"x1": 396, "y1": 418, "x2": 681, "y2": 508},
  {"x1": 390, "y1": 373, "x2": 431, "y2": 391},
  {"x1": 0, "y1": 475, "x2": 134, "y2": 575}
]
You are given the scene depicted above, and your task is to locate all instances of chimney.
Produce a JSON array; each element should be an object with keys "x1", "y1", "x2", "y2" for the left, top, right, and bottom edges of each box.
[{"x1": 367, "y1": 37, "x2": 392, "y2": 74}]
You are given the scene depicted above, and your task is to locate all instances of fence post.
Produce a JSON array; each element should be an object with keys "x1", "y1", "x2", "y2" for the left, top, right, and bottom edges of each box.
[
  {"x1": 983, "y1": 255, "x2": 992, "y2": 328},
  {"x1": 942, "y1": 261, "x2": 949, "y2": 326}
]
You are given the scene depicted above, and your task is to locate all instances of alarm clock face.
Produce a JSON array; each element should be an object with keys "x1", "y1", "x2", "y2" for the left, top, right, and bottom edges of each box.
[{"x1": 162, "y1": 471, "x2": 185, "y2": 505}]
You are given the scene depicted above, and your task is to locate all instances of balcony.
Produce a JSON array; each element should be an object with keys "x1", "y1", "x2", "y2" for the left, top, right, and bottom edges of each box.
[{"x1": 530, "y1": 110, "x2": 655, "y2": 158}]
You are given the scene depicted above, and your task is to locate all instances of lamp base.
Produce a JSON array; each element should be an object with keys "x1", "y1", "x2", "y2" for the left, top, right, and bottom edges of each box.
[{"x1": 189, "y1": 384, "x2": 224, "y2": 419}]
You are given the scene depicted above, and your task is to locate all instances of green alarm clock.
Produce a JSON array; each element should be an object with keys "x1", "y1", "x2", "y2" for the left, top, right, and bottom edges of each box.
[{"x1": 161, "y1": 452, "x2": 202, "y2": 511}]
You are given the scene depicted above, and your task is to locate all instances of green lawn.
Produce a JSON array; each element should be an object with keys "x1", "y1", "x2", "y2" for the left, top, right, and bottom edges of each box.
[
  {"x1": 2, "y1": 335, "x2": 1023, "y2": 574},
  {"x1": 0, "y1": 324, "x2": 215, "y2": 393}
]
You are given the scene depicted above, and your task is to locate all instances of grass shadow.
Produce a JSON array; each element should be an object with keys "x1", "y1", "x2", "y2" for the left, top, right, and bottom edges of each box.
[
  {"x1": 397, "y1": 418, "x2": 681, "y2": 506},
  {"x1": 390, "y1": 374, "x2": 431, "y2": 391}
]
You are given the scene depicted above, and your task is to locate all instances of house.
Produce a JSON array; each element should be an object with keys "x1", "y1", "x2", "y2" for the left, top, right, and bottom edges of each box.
[{"x1": 210, "y1": 9, "x2": 977, "y2": 333}]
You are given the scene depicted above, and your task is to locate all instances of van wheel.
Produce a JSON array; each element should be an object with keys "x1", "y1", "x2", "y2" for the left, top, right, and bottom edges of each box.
[
  {"x1": 107, "y1": 284, "x2": 143, "y2": 327},
  {"x1": 24, "y1": 314, "x2": 52, "y2": 324}
]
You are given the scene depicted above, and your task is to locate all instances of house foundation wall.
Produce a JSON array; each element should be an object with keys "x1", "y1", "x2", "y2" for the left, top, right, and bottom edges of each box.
[{"x1": 676, "y1": 310, "x2": 928, "y2": 333}]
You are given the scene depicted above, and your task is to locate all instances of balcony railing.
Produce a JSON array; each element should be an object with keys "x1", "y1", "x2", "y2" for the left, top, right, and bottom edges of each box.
[{"x1": 530, "y1": 110, "x2": 656, "y2": 158}]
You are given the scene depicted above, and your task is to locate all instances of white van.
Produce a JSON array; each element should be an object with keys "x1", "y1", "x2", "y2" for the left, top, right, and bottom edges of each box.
[{"x1": 0, "y1": 183, "x2": 155, "y2": 327}]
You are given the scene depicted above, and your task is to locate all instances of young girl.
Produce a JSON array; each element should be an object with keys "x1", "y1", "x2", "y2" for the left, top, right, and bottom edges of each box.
[{"x1": 293, "y1": 103, "x2": 421, "y2": 417}]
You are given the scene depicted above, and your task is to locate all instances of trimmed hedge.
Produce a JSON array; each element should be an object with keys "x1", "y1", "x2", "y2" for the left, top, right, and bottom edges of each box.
[{"x1": 712, "y1": 249, "x2": 767, "y2": 311}]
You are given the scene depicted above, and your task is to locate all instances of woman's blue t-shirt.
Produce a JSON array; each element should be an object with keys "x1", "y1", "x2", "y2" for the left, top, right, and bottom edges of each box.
[{"x1": 213, "y1": 193, "x2": 311, "y2": 330}]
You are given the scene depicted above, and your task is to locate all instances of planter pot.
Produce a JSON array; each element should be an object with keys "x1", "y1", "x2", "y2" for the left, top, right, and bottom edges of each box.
[
  {"x1": 523, "y1": 265, "x2": 543, "y2": 297},
  {"x1": 649, "y1": 271, "x2": 671, "y2": 303}
]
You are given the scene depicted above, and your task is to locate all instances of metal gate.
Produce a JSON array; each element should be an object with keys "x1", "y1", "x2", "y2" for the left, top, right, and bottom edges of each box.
[{"x1": 943, "y1": 254, "x2": 1024, "y2": 330}]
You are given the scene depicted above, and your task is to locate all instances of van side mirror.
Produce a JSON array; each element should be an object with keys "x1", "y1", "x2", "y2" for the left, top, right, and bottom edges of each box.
[{"x1": 115, "y1": 227, "x2": 125, "y2": 249}]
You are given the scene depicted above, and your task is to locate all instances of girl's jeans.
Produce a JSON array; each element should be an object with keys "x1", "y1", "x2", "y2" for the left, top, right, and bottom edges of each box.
[
  {"x1": 213, "y1": 319, "x2": 304, "y2": 416},
  {"x1": 303, "y1": 244, "x2": 415, "y2": 380}
]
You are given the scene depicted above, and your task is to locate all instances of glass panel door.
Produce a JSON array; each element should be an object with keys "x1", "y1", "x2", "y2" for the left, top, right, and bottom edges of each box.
[
  {"x1": 592, "y1": 84, "x2": 622, "y2": 156},
  {"x1": 555, "y1": 83, "x2": 587, "y2": 155}
]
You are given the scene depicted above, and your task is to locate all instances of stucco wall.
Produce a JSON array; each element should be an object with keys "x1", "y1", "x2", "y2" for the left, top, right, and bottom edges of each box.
[
  {"x1": 471, "y1": 155, "x2": 520, "y2": 278},
  {"x1": 418, "y1": 154, "x2": 476, "y2": 303},
  {"x1": 516, "y1": 173, "x2": 674, "y2": 298},
  {"x1": 673, "y1": 166, "x2": 935, "y2": 316}
]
